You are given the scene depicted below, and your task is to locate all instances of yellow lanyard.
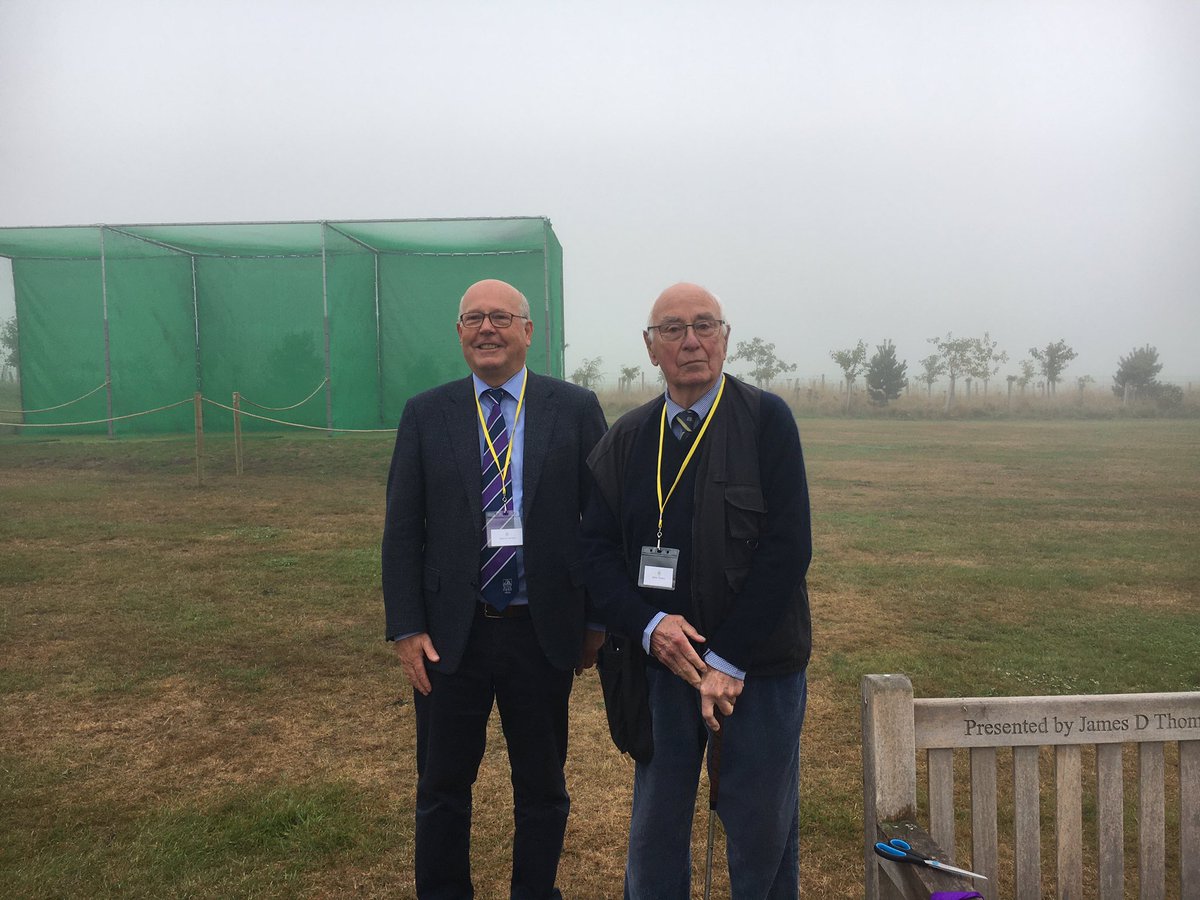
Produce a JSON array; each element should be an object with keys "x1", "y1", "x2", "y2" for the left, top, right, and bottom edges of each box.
[
  {"x1": 476, "y1": 370, "x2": 527, "y2": 507},
  {"x1": 654, "y1": 376, "x2": 725, "y2": 546}
]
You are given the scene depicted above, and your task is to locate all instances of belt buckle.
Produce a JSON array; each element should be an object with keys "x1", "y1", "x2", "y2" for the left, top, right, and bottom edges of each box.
[{"x1": 481, "y1": 603, "x2": 504, "y2": 619}]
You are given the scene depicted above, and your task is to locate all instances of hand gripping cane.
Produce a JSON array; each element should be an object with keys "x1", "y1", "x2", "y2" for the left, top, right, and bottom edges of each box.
[{"x1": 703, "y1": 713, "x2": 723, "y2": 900}]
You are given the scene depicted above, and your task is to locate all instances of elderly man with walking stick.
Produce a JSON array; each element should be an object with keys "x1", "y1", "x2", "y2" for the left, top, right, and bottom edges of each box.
[{"x1": 581, "y1": 282, "x2": 813, "y2": 899}]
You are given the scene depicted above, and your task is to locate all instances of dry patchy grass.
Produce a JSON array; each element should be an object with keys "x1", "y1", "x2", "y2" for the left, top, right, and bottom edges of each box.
[{"x1": 2, "y1": 418, "x2": 1198, "y2": 898}]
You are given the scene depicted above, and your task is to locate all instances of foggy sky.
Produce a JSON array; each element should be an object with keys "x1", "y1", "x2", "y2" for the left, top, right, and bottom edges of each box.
[{"x1": 2, "y1": 0, "x2": 1197, "y2": 385}]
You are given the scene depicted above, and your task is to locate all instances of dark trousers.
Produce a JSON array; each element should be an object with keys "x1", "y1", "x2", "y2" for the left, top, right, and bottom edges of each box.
[
  {"x1": 625, "y1": 667, "x2": 807, "y2": 900},
  {"x1": 413, "y1": 614, "x2": 574, "y2": 900}
]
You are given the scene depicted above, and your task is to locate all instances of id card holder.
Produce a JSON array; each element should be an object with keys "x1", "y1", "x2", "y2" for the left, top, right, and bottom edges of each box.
[
  {"x1": 638, "y1": 546, "x2": 679, "y2": 590},
  {"x1": 485, "y1": 511, "x2": 524, "y2": 547}
]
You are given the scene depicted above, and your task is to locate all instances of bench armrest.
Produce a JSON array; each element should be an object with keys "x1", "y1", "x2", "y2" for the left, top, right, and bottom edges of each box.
[{"x1": 875, "y1": 820, "x2": 978, "y2": 898}]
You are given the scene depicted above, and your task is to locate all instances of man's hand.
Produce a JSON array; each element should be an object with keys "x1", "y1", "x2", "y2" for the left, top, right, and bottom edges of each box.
[
  {"x1": 699, "y1": 668, "x2": 744, "y2": 731},
  {"x1": 575, "y1": 628, "x2": 606, "y2": 675},
  {"x1": 649, "y1": 614, "x2": 707, "y2": 688},
  {"x1": 393, "y1": 633, "x2": 440, "y2": 696}
]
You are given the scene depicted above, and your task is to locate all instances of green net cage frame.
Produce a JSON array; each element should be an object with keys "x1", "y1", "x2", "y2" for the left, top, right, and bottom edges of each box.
[{"x1": 0, "y1": 217, "x2": 565, "y2": 435}]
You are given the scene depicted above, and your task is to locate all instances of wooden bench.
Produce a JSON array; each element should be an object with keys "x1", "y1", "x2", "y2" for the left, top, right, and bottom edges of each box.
[{"x1": 861, "y1": 674, "x2": 1200, "y2": 899}]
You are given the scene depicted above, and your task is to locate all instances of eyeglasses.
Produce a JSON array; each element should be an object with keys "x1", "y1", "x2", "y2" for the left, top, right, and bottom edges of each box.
[
  {"x1": 646, "y1": 319, "x2": 726, "y2": 342},
  {"x1": 458, "y1": 311, "x2": 529, "y2": 329}
]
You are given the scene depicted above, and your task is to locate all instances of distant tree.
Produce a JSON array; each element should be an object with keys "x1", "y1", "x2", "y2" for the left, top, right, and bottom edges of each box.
[
  {"x1": 1, "y1": 315, "x2": 17, "y2": 372},
  {"x1": 729, "y1": 337, "x2": 796, "y2": 388},
  {"x1": 1017, "y1": 359, "x2": 1036, "y2": 394},
  {"x1": 618, "y1": 364, "x2": 643, "y2": 391},
  {"x1": 928, "y1": 332, "x2": 987, "y2": 411},
  {"x1": 970, "y1": 332, "x2": 1008, "y2": 396},
  {"x1": 1154, "y1": 383, "x2": 1185, "y2": 410},
  {"x1": 1029, "y1": 339, "x2": 1077, "y2": 396},
  {"x1": 570, "y1": 356, "x2": 604, "y2": 390},
  {"x1": 1112, "y1": 344, "x2": 1163, "y2": 401},
  {"x1": 916, "y1": 353, "x2": 945, "y2": 399},
  {"x1": 830, "y1": 340, "x2": 867, "y2": 412},
  {"x1": 865, "y1": 340, "x2": 908, "y2": 406}
]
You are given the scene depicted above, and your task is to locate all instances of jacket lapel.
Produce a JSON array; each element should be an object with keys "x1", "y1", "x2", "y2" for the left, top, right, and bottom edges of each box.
[{"x1": 444, "y1": 376, "x2": 485, "y2": 526}]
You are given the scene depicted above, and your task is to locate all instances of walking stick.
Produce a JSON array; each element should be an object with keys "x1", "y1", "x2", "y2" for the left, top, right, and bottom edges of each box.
[{"x1": 703, "y1": 712, "x2": 723, "y2": 900}]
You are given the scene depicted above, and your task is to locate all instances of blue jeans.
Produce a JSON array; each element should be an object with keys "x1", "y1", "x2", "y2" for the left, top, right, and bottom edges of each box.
[{"x1": 624, "y1": 666, "x2": 807, "y2": 900}]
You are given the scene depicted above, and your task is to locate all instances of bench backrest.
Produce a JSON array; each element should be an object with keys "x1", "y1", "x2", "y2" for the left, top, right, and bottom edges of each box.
[{"x1": 862, "y1": 674, "x2": 1200, "y2": 900}]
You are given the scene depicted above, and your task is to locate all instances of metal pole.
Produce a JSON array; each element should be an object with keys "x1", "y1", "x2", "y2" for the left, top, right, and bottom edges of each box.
[
  {"x1": 99, "y1": 227, "x2": 114, "y2": 438},
  {"x1": 191, "y1": 254, "x2": 202, "y2": 394},
  {"x1": 542, "y1": 221, "x2": 553, "y2": 376},
  {"x1": 321, "y1": 224, "x2": 333, "y2": 434},
  {"x1": 374, "y1": 250, "x2": 384, "y2": 427}
]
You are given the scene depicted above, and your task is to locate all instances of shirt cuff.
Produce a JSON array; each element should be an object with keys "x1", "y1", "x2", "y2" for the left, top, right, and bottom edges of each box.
[
  {"x1": 703, "y1": 649, "x2": 746, "y2": 681},
  {"x1": 642, "y1": 611, "x2": 668, "y2": 654}
]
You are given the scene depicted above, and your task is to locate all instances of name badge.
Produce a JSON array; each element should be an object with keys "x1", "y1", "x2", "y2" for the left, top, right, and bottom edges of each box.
[
  {"x1": 638, "y1": 545, "x2": 679, "y2": 590},
  {"x1": 486, "y1": 511, "x2": 524, "y2": 547}
]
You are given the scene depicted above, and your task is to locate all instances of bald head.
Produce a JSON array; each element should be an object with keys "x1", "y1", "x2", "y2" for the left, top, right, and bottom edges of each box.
[
  {"x1": 647, "y1": 282, "x2": 724, "y2": 327},
  {"x1": 644, "y1": 282, "x2": 730, "y2": 408}
]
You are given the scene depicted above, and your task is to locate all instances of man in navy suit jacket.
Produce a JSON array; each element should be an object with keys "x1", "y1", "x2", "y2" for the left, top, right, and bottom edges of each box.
[{"x1": 382, "y1": 278, "x2": 607, "y2": 899}]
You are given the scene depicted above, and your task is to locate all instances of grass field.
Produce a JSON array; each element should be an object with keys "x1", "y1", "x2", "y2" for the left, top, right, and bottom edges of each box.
[{"x1": 1, "y1": 417, "x2": 1198, "y2": 898}]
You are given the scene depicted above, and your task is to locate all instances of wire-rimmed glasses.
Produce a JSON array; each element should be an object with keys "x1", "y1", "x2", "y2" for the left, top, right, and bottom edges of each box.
[
  {"x1": 458, "y1": 311, "x2": 529, "y2": 329},
  {"x1": 646, "y1": 319, "x2": 726, "y2": 342}
]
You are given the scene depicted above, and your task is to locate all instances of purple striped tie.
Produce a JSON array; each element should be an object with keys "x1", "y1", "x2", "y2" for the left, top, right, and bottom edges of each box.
[{"x1": 479, "y1": 388, "x2": 518, "y2": 610}]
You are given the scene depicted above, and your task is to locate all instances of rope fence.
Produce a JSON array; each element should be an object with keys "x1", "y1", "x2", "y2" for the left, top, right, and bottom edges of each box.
[
  {"x1": 199, "y1": 396, "x2": 393, "y2": 433},
  {"x1": 0, "y1": 392, "x2": 393, "y2": 433},
  {"x1": 0, "y1": 387, "x2": 396, "y2": 485},
  {"x1": 237, "y1": 378, "x2": 328, "y2": 412},
  {"x1": 0, "y1": 380, "x2": 109, "y2": 415},
  {"x1": 0, "y1": 398, "x2": 194, "y2": 429}
]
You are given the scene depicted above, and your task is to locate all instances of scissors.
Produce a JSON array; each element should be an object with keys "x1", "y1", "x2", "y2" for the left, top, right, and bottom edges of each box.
[{"x1": 873, "y1": 838, "x2": 989, "y2": 881}]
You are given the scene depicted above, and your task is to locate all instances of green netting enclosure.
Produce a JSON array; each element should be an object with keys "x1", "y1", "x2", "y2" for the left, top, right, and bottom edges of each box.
[{"x1": 0, "y1": 218, "x2": 565, "y2": 435}]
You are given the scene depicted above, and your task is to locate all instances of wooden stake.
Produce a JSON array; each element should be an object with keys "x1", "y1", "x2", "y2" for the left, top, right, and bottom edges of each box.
[
  {"x1": 233, "y1": 391, "x2": 244, "y2": 476},
  {"x1": 193, "y1": 391, "x2": 204, "y2": 486}
]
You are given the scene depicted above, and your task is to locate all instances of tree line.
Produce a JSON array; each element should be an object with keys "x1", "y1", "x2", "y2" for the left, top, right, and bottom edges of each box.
[
  {"x1": 569, "y1": 331, "x2": 1182, "y2": 414},
  {"x1": 826, "y1": 334, "x2": 1180, "y2": 411}
]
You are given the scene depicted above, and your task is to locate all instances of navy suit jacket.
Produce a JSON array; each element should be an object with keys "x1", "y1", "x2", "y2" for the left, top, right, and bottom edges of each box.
[{"x1": 382, "y1": 371, "x2": 607, "y2": 673}]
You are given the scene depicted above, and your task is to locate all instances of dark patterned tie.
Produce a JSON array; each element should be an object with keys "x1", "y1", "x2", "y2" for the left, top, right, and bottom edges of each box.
[
  {"x1": 479, "y1": 388, "x2": 519, "y2": 610},
  {"x1": 675, "y1": 409, "x2": 700, "y2": 441}
]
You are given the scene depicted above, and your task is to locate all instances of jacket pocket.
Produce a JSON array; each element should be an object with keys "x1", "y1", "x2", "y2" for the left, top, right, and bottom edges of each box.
[
  {"x1": 724, "y1": 483, "x2": 764, "y2": 582},
  {"x1": 724, "y1": 483, "x2": 765, "y2": 543}
]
